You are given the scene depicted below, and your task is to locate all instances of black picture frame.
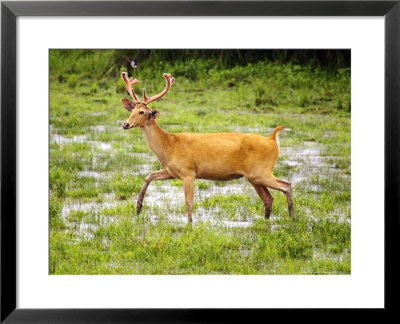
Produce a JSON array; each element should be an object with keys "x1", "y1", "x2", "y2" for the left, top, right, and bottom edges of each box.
[{"x1": 1, "y1": 0, "x2": 399, "y2": 322}]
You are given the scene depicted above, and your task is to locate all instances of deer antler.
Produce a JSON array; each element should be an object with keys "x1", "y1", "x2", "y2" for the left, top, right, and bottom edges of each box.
[
  {"x1": 143, "y1": 73, "x2": 175, "y2": 105},
  {"x1": 121, "y1": 72, "x2": 141, "y2": 104},
  {"x1": 142, "y1": 88, "x2": 149, "y2": 103}
]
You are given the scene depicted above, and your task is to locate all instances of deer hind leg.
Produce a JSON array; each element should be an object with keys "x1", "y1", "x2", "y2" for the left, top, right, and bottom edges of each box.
[
  {"x1": 182, "y1": 177, "x2": 195, "y2": 223},
  {"x1": 249, "y1": 181, "x2": 274, "y2": 219},
  {"x1": 251, "y1": 175, "x2": 295, "y2": 218},
  {"x1": 137, "y1": 169, "x2": 172, "y2": 214}
]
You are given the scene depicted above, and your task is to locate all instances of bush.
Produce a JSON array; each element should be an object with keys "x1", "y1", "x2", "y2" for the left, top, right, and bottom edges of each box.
[
  {"x1": 68, "y1": 74, "x2": 78, "y2": 88},
  {"x1": 50, "y1": 195, "x2": 65, "y2": 229},
  {"x1": 276, "y1": 231, "x2": 312, "y2": 259}
]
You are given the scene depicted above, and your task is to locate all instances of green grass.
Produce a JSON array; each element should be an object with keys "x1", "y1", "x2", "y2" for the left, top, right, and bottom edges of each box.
[{"x1": 49, "y1": 50, "x2": 351, "y2": 275}]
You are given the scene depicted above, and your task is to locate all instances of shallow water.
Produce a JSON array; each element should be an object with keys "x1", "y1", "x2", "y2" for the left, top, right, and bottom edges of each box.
[
  {"x1": 51, "y1": 133, "x2": 112, "y2": 151},
  {"x1": 54, "y1": 130, "x2": 350, "y2": 240},
  {"x1": 62, "y1": 197, "x2": 117, "y2": 219},
  {"x1": 77, "y1": 170, "x2": 103, "y2": 179},
  {"x1": 281, "y1": 141, "x2": 350, "y2": 185},
  {"x1": 313, "y1": 248, "x2": 350, "y2": 263},
  {"x1": 281, "y1": 141, "x2": 324, "y2": 184}
]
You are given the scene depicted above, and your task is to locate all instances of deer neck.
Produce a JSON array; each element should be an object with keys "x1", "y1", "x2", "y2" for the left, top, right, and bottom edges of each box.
[{"x1": 141, "y1": 120, "x2": 170, "y2": 163}]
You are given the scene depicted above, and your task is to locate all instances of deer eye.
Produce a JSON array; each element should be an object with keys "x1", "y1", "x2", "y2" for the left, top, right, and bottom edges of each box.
[{"x1": 139, "y1": 111, "x2": 144, "y2": 115}]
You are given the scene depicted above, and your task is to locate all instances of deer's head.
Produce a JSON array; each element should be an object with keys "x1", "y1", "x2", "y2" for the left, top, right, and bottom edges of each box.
[{"x1": 121, "y1": 72, "x2": 175, "y2": 129}]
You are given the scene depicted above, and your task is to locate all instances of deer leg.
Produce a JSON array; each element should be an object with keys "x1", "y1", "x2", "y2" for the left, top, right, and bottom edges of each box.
[
  {"x1": 251, "y1": 175, "x2": 295, "y2": 218},
  {"x1": 274, "y1": 178, "x2": 295, "y2": 218},
  {"x1": 249, "y1": 181, "x2": 274, "y2": 219},
  {"x1": 182, "y1": 177, "x2": 195, "y2": 223},
  {"x1": 137, "y1": 169, "x2": 172, "y2": 214}
]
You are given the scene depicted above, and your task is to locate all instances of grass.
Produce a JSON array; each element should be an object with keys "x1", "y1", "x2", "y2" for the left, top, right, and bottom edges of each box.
[{"x1": 49, "y1": 50, "x2": 351, "y2": 275}]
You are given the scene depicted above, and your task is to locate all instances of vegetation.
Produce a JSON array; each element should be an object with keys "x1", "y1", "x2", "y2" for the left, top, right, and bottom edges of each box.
[{"x1": 49, "y1": 50, "x2": 351, "y2": 274}]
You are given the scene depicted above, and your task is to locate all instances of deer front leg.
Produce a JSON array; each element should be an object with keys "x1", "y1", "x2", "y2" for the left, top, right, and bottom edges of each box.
[
  {"x1": 182, "y1": 177, "x2": 195, "y2": 223},
  {"x1": 137, "y1": 169, "x2": 172, "y2": 214}
]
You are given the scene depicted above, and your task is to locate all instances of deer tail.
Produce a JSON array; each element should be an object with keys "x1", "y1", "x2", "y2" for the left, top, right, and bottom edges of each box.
[{"x1": 271, "y1": 126, "x2": 290, "y2": 142}]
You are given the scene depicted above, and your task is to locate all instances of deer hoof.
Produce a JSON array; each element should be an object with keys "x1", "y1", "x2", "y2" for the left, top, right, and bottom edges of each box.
[
  {"x1": 289, "y1": 205, "x2": 295, "y2": 219},
  {"x1": 265, "y1": 208, "x2": 271, "y2": 220},
  {"x1": 136, "y1": 203, "x2": 142, "y2": 215}
]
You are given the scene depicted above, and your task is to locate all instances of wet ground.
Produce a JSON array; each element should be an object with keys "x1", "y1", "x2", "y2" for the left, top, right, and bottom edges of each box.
[{"x1": 52, "y1": 129, "x2": 350, "y2": 241}]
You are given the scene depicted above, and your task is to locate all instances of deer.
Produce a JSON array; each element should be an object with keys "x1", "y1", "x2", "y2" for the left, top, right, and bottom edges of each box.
[{"x1": 120, "y1": 71, "x2": 294, "y2": 222}]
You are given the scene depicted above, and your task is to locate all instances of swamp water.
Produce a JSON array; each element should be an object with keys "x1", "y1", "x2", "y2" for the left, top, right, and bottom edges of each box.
[{"x1": 54, "y1": 132, "x2": 350, "y2": 241}]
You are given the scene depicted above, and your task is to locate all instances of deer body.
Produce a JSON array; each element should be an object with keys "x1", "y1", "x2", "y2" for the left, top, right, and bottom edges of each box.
[
  {"x1": 143, "y1": 124, "x2": 279, "y2": 180},
  {"x1": 120, "y1": 72, "x2": 294, "y2": 222}
]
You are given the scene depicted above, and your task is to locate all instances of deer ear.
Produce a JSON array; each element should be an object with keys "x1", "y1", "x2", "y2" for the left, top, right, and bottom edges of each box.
[
  {"x1": 149, "y1": 109, "x2": 160, "y2": 119},
  {"x1": 122, "y1": 98, "x2": 135, "y2": 112}
]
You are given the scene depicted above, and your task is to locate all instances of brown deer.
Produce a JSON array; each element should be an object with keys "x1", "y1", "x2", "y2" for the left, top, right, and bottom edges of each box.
[{"x1": 120, "y1": 72, "x2": 294, "y2": 222}]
